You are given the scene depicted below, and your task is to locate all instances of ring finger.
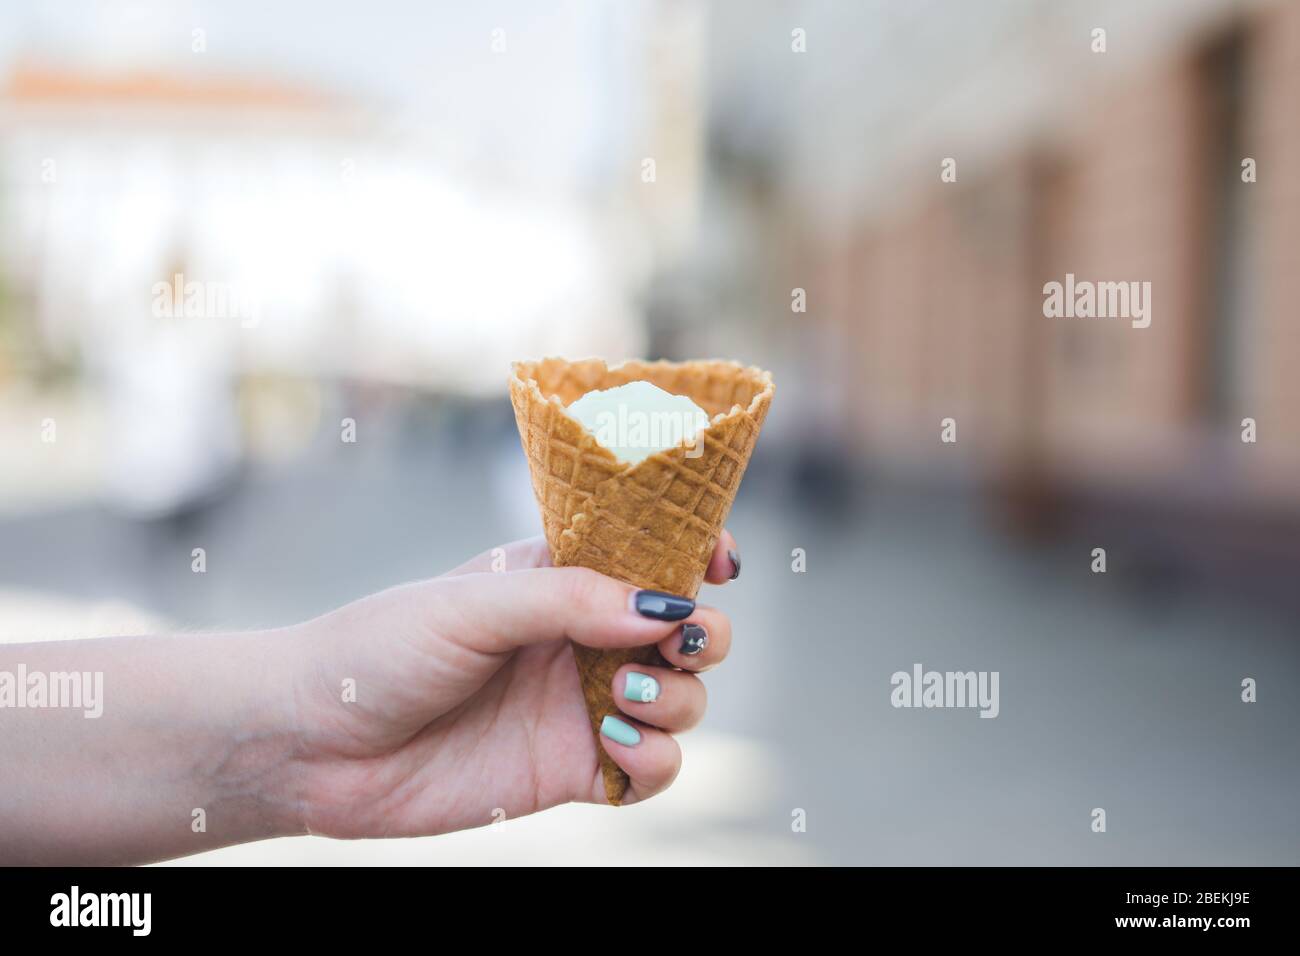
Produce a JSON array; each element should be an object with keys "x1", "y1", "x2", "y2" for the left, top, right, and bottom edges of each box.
[{"x1": 613, "y1": 664, "x2": 707, "y2": 732}]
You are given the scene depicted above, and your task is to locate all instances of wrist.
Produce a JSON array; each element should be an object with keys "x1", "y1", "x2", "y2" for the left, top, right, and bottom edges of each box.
[{"x1": 206, "y1": 626, "x2": 311, "y2": 844}]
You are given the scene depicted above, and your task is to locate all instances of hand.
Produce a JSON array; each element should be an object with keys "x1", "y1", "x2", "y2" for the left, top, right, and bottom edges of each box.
[
  {"x1": 285, "y1": 531, "x2": 741, "y2": 838},
  {"x1": 0, "y1": 533, "x2": 739, "y2": 864}
]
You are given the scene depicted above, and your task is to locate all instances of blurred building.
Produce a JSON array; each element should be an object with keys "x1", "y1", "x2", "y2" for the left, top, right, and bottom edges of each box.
[
  {"x1": 0, "y1": 46, "x2": 657, "y2": 514},
  {"x1": 0, "y1": 61, "x2": 643, "y2": 396},
  {"x1": 700, "y1": 0, "x2": 1300, "y2": 589}
]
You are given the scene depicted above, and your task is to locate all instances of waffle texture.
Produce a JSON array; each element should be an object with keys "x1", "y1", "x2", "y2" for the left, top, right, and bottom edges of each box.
[{"x1": 509, "y1": 357, "x2": 774, "y2": 804}]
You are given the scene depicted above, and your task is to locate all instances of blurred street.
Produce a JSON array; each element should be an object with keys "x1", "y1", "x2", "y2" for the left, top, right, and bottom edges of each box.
[{"x1": 3, "y1": 401, "x2": 1296, "y2": 866}]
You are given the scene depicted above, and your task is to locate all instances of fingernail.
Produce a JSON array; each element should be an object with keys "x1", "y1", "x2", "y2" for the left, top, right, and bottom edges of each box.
[
  {"x1": 600, "y1": 714, "x2": 641, "y2": 746},
  {"x1": 727, "y1": 548, "x2": 741, "y2": 580},
  {"x1": 632, "y1": 589, "x2": 695, "y2": 621},
  {"x1": 623, "y1": 671, "x2": 660, "y2": 703},
  {"x1": 679, "y1": 622, "x2": 708, "y2": 656}
]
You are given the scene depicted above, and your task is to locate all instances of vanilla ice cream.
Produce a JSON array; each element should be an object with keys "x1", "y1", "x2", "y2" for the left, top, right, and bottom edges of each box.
[{"x1": 563, "y1": 380, "x2": 710, "y2": 465}]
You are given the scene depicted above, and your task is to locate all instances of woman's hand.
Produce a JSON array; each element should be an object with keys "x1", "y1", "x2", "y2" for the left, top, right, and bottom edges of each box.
[
  {"x1": 0, "y1": 533, "x2": 738, "y2": 864},
  {"x1": 285, "y1": 532, "x2": 741, "y2": 838}
]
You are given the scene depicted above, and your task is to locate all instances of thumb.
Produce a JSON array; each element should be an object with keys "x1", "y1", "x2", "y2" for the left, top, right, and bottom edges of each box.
[{"x1": 431, "y1": 566, "x2": 694, "y2": 655}]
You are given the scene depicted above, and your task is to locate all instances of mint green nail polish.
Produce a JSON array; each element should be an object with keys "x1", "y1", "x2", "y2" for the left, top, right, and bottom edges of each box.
[
  {"x1": 600, "y1": 715, "x2": 641, "y2": 747},
  {"x1": 623, "y1": 672, "x2": 660, "y2": 703}
]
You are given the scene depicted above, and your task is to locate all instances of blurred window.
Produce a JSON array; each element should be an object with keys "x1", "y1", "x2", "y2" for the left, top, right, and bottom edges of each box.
[{"x1": 1199, "y1": 29, "x2": 1253, "y2": 425}]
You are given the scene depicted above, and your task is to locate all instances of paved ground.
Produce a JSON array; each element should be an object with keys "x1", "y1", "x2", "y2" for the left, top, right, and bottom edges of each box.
[{"x1": 2, "y1": 405, "x2": 1297, "y2": 865}]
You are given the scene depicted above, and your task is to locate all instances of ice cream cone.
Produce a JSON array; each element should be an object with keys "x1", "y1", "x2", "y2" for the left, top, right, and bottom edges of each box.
[{"x1": 509, "y1": 357, "x2": 774, "y2": 804}]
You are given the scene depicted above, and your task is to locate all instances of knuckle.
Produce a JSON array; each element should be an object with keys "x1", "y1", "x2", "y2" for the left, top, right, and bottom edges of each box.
[
  {"x1": 558, "y1": 566, "x2": 606, "y2": 611},
  {"x1": 665, "y1": 740, "x2": 684, "y2": 784},
  {"x1": 679, "y1": 680, "x2": 707, "y2": 730}
]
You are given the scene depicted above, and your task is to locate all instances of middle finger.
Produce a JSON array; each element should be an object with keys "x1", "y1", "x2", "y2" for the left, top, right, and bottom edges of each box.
[{"x1": 656, "y1": 604, "x2": 731, "y2": 671}]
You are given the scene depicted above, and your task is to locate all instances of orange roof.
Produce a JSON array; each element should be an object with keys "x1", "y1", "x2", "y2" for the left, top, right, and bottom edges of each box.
[{"x1": 4, "y1": 63, "x2": 335, "y2": 111}]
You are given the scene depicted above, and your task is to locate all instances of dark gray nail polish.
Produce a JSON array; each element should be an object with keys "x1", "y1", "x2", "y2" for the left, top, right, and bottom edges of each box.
[
  {"x1": 727, "y1": 549, "x2": 741, "y2": 580},
  {"x1": 633, "y1": 590, "x2": 695, "y2": 621},
  {"x1": 680, "y1": 623, "x2": 708, "y2": 656}
]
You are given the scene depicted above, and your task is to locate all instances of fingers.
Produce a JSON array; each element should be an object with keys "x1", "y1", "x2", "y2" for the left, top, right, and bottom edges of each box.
[
  {"x1": 703, "y1": 529, "x2": 742, "y2": 585},
  {"x1": 613, "y1": 664, "x2": 706, "y2": 732},
  {"x1": 426, "y1": 567, "x2": 694, "y2": 655},
  {"x1": 593, "y1": 719, "x2": 682, "y2": 804},
  {"x1": 442, "y1": 537, "x2": 552, "y2": 577},
  {"x1": 655, "y1": 604, "x2": 731, "y2": 671}
]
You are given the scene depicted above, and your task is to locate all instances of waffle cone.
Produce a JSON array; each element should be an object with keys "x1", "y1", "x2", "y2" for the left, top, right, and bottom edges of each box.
[{"x1": 509, "y1": 357, "x2": 774, "y2": 804}]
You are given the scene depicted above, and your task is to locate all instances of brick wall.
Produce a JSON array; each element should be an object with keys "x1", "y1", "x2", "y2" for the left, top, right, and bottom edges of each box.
[
  {"x1": 1038, "y1": 54, "x2": 1206, "y2": 478},
  {"x1": 825, "y1": 2, "x2": 1300, "y2": 507},
  {"x1": 833, "y1": 162, "x2": 1037, "y2": 471}
]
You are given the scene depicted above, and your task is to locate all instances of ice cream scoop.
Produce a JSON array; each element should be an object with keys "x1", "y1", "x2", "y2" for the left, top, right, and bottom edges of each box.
[{"x1": 562, "y1": 380, "x2": 710, "y2": 465}]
